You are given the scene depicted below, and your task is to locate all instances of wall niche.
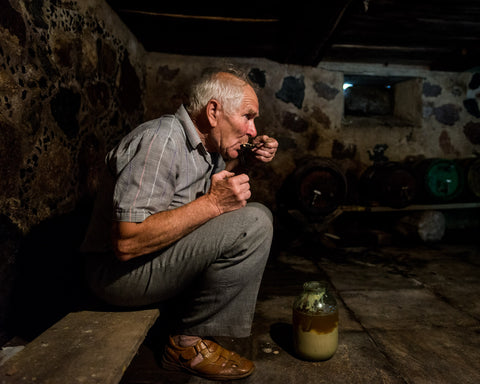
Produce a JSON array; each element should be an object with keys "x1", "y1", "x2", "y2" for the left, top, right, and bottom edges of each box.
[{"x1": 343, "y1": 75, "x2": 422, "y2": 128}]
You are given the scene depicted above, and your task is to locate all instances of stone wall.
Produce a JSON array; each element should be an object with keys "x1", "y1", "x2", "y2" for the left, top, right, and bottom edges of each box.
[
  {"x1": 0, "y1": 0, "x2": 147, "y2": 342},
  {"x1": 1, "y1": 0, "x2": 479, "y2": 342},
  {"x1": 143, "y1": 55, "x2": 480, "y2": 208}
]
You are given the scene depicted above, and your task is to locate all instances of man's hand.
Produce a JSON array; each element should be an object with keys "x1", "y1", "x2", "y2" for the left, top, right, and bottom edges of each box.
[
  {"x1": 206, "y1": 170, "x2": 251, "y2": 214},
  {"x1": 251, "y1": 135, "x2": 278, "y2": 163}
]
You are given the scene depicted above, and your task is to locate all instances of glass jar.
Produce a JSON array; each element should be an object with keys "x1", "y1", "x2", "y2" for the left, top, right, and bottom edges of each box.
[{"x1": 292, "y1": 281, "x2": 339, "y2": 361}]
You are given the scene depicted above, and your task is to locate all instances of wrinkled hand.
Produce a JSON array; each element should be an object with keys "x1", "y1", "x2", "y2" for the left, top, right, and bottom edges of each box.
[
  {"x1": 251, "y1": 135, "x2": 278, "y2": 163},
  {"x1": 207, "y1": 170, "x2": 251, "y2": 214}
]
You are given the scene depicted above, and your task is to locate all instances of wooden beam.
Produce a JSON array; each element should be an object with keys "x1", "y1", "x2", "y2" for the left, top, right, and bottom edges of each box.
[
  {"x1": 279, "y1": 0, "x2": 356, "y2": 66},
  {"x1": 116, "y1": 9, "x2": 279, "y2": 23},
  {"x1": 310, "y1": 0, "x2": 357, "y2": 66},
  {"x1": 0, "y1": 309, "x2": 160, "y2": 384},
  {"x1": 340, "y1": 202, "x2": 480, "y2": 212}
]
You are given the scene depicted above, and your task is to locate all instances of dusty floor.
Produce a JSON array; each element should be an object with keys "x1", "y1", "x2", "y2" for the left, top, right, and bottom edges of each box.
[
  {"x1": 119, "y1": 229, "x2": 480, "y2": 384},
  {"x1": 2, "y1": 209, "x2": 479, "y2": 383}
]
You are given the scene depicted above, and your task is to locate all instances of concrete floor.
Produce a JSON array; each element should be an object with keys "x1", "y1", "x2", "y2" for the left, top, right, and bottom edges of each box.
[{"x1": 120, "y1": 235, "x2": 480, "y2": 384}]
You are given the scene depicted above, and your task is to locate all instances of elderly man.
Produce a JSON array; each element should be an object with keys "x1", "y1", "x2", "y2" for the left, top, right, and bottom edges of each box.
[{"x1": 81, "y1": 68, "x2": 278, "y2": 380}]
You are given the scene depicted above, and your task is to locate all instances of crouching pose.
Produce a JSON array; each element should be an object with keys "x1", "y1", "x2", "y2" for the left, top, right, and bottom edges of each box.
[{"x1": 81, "y1": 67, "x2": 278, "y2": 380}]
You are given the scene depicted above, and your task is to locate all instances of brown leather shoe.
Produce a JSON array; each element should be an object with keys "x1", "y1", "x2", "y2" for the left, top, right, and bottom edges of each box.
[{"x1": 161, "y1": 335, "x2": 255, "y2": 380}]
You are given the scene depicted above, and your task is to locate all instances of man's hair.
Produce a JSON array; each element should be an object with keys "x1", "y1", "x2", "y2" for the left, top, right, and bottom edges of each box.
[{"x1": 185, "y1": 66, "x2": 255, "y2": 117}]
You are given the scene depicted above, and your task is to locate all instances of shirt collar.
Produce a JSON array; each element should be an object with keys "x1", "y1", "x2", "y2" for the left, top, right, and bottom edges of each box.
[{"x1": 175, "y1": 105, "x2": 205, "y2": 153}]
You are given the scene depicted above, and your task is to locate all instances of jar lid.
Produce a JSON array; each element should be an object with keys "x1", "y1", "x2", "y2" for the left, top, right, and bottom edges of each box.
[{"x1": 303, "y1": 281, "x2": 327, "y2": 292}]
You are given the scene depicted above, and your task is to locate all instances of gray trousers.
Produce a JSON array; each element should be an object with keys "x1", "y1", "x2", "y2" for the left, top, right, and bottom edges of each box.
[{"x1": 84, "y1": 202, "x2": 273, "y2": 338}]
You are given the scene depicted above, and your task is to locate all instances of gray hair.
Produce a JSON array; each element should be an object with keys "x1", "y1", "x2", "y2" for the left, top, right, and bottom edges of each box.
[{"x1": 185, "y1": 67, "x2": 255, "y2": 117}]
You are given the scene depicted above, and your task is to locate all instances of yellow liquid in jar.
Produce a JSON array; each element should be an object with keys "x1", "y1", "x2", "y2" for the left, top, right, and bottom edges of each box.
[{"x1": 293, "y1": 308, "x2": 339, "y2": 360}]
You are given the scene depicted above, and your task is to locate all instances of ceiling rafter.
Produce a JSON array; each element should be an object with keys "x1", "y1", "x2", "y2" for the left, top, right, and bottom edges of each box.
[{"x1": 106, "y1": 0, "x2": 480, "y2": 72}]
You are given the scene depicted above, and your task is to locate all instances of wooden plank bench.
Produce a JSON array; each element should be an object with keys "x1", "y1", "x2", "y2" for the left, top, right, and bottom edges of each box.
[{"x1": 0, "y1": 308, "x2": 160, "y2": 384}]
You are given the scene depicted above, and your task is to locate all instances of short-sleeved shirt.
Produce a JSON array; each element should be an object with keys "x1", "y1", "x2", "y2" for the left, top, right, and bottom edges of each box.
[{"x1": 80, "y1": 105, "x2": 225, "y2": 253}]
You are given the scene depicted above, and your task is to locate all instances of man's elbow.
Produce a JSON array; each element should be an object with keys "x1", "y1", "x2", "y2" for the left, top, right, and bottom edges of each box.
[{"x1": 113, "y1": 238, "x2": 138, "y2": 262}]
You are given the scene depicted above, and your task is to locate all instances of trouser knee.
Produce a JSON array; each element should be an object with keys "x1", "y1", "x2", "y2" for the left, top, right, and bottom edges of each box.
[{"x1": 243, "y1": 202, "x2": 273, "y2": 240}]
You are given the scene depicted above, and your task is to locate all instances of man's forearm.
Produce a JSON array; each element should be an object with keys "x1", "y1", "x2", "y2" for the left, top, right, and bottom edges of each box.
[{"x1": 112, "y1": 194, "x2": 220, "y2": 261}]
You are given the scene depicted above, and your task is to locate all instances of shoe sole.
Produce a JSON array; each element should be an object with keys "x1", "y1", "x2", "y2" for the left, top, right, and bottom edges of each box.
[{"x1": 161, "y1": 355, "x2": 255, "y2": 381}]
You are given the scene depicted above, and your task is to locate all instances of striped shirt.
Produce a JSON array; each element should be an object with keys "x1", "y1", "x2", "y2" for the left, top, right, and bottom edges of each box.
[{"x1": 80, "y1": 105, "x2": 225, "y2": 253}]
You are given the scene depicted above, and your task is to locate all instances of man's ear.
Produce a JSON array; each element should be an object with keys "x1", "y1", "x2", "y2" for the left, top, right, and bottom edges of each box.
[{"x1": 206, "y1": 99, "x2": 220, "y2": 127}]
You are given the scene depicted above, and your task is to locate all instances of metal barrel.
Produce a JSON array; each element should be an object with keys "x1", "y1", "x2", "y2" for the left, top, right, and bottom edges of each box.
[
  {"x1": 359, "y1": 161, "x2": 417, "y2": 208},
  {"x1": 409, "y1": 158, "x2": 464, "y2": 203},
  {"x1": 292, "y1": 157, "x2": 348, "y2": 216}
]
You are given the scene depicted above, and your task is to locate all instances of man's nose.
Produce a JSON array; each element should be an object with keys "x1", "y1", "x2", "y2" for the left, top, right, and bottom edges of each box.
[{"x1": 246, "y1": 122, "x2": 257, "y2": 137}]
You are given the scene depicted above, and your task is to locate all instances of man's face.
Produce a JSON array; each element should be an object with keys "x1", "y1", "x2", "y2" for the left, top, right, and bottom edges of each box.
[{"x1": 216, "y1": 85, "x2": 259, "y2": 160}]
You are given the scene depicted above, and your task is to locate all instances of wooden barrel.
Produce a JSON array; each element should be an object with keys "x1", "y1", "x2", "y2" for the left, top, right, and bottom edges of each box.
[
  {"x1": 359, "y1": 161, "x2": 417, "y2": 208},
  {"x1": 291, "y1": 157, "x2": 348, "y2": 216},
  {"x1": 456, "y1": 157, "x2": 480, "y2": 200},
  {"x1": 410, "y1": 158, "x2": 464, "y2": 203}
]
